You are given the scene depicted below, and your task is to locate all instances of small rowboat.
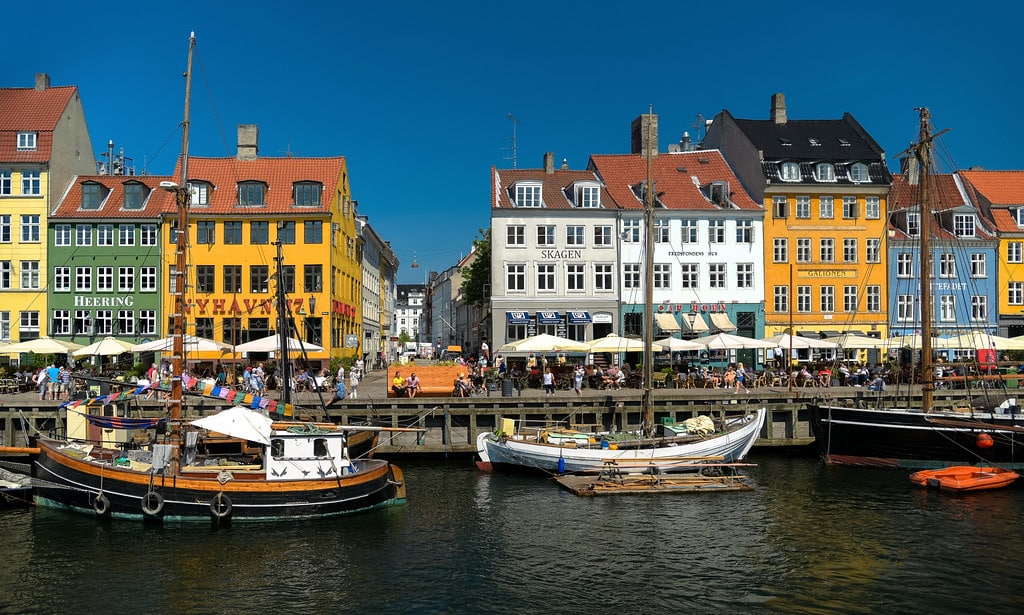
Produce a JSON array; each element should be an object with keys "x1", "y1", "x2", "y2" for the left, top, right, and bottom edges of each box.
[{"x1": 910, "y1": 466, "x2": 1020, "y2": 492}]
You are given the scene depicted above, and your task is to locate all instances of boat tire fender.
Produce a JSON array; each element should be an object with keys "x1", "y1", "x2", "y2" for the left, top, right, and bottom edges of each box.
[
  {"x1": 141, "y1": 491, "x2": 164, "y2": 516},
  {"x1": 210, "y1": 493, "x2": 232, "y2": 520},
  {"x1": 93, "y1": 493, "x2": 111, "y2": 516}
]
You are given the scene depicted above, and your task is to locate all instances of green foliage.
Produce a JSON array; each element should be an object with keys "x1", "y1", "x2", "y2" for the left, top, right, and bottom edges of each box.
[
  {"x1": 398, "y1": 331, "x2": 412, "y2": 345},
  {"x1": 460, "y1": 228, "x2": 491, "y2": 309}
]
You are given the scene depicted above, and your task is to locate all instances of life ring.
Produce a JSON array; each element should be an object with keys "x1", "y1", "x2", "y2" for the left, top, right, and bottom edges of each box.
[
  {"x1": 141, "y1": 491, "x2": 164, "y2": 516},
  {"x1": 210, "y1": 493, "x2": 232, "y2": 520},
  {"x1": 700, "y1": 351, "x2": 710, "y2": 360},
  {"x1": 93, "y1": 493, "x2": 111, "y2": 516}
]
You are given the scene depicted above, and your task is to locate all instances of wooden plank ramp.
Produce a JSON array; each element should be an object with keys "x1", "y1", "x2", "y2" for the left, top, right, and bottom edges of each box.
[{"x1": 553, "y1": 460, "x2": 756, "y2": 497}]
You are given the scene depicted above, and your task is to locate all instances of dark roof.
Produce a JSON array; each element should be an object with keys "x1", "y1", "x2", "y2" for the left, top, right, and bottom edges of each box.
[{"x1": 732, "y1": 112, "x2": 886, "y2": 161}]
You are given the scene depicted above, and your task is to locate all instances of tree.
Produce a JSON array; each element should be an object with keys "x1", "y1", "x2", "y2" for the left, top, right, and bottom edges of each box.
[{"x1": 460, "y1": 228, "x2": 491, "y2": 309}]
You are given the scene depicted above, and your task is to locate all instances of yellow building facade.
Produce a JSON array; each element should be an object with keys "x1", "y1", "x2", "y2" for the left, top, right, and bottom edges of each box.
[{"x1": 159, "y1": 126, "x2": 361, "y2": 372}]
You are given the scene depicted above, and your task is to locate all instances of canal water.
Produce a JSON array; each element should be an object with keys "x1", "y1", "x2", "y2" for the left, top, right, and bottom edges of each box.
[{"x1": 1, "y1": 453, "x2": 1022, "y2": 614}]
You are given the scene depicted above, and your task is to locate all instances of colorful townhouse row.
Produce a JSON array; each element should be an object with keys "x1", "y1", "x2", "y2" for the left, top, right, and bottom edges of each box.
[
  {"x1": 488, "y1": 94, "x2": 1024, "y2": 366},
  {"x1": 0, "y1": 75, "x2": 397, "y2": 369}
]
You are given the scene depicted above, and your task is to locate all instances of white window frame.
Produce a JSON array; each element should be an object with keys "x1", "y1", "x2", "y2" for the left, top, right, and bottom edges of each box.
[
  {"x1": 141, "y1": 224, "x2": 158, "y2": 246},
  {"x1": 594, "y1": 264, "x2": 613, "y2": 291},
  {"x1": 780, "y1": 162, "x2": 800, "y2": 181},
  {"x1": 971, "y1": 253, "x2": 987, "y2": 278},
  {"x1": 680, "y1": 263, "x2": 698, "y2": 289},
  {"x1": 897, "y1": 295, "x2": 916, "y2": 322},
  {"x1": 736, "y1": 263, "x2": 753, "y2": 289},
  {"x1": 566, "y1": 263, "x2": 585, "y2": 291},
  {"x1": 709, "y1": 263, "x2": 726, "y2": 289},
  {"x1": 774, "y1": 286, "x2": 788, "y2": 314},
  {"x1": 54, "y1": 266, "x2": 70, "y2": 292},
  {"x1": 21, "y1": 215, "x2": 40, "y2": 242},
  {"x1": 17, "y1": 132, "x2": 37, "y2": 150},
  {"x1": 865, "y1": 196, "x2": 881, "y2": 219},
  {"x1": 97, "y1": 224, "x2": 114, "y2": 246},
  {"x1": 897, "y1": 253, "x2": 914, "y2": 277},
  {"x1": 843, "y1": 238, "x2": 858, "y2": 263},
  {"x1": 52, "y1": 310, "x2": 71, "y2": 336},
  {"x1": 536, "y1": 264, "x2": 555, "y2": 292},
  {"x1": 76, "y1": 225, "x2": 92, "y2": 246},
  {"x1": 566, "y1": 225, "x2": 585, "y2": 247},
  {"x1": 954, "y1": 214, "x2": 976, "y2": 238},
  {"x1": 971, "y1": 296, "x2": 987, "y2": 322},
  {"x1": 506, "y1": 225, "x2": 525, "y2": 247},
  {"x1": 141, "y1": 266, "x2": 157, "y2": 292},
  {"x1": 537, "y1": 225, "x2": 555, "y2": 247},
  {"x1": 21, "y1": 170, "x2": 40, "y2": 195},
  {"x1": 97, "y1": 266, "x2": 113, "y2": 292},
  {"x1": 95, "y1": 310, "x2": 113, "y2": 336},
  {"x1": 20, "y1": 261, "x2": 39, "y2": 289},
  {"x1": 708, "y1": 220, "x2": 724, "y2": 243},
  {"x1": 54, "y1": 224, "x2": 71, "y2": 246},
  {"x1": 849, "y1": 163, "x2": 870, "y2": 182},
  {"x1": 622, "y1": 219, "x2": 641, "y2": 243},
  {"x1": 506, "y1": 264, "x2": 525, "y2": 292},
  {"x1": 773, "y1": 238, "x2": 788, "y2": 263},
  {"x1": 681, "y1": 219, "x2": 698, "y2": 243},
  {"x1": 820, "y1": 285, "x2": 835, "y2": 313},
  {"x1": 514, "y1": 183, "x2": 542, "y2": 208},
  {"x1": 119, "y1": 224, "x2": 135, "y2": 246},
  {"x1": 594, "y1": 225, "x2": 613, "y2": 247},
  {"x1": 623, "y1": 263, "x2": 641, "y2": 288},
  {"x1": 795, "y1": 196, "x2": 811, "y2": 219},
  {"x1": 867, "y1": 286, "x2": 881, "y2": 312},
  {"x1": 119, "y1": 266, "x2": 135, "y2": 292},
  {"x1": 940, "y1": 295, "x2": 956, "y2": 322},
  {"x1": 653, "y1": 263, "x2": 671, "y2": 289},
  {"x1": 815, "y1": 163, "x2": 835, "y2": 182},
  {"x1": 1010, "y1": 282, "x2": 1024, "y2": 306}
]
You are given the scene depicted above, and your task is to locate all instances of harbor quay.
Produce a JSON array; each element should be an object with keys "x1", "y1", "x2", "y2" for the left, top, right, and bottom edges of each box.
[{"x1": 0, "y1": 366, "x2": 947, "y2": 457}]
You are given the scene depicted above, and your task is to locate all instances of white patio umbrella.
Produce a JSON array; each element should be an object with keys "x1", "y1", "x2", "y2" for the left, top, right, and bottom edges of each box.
[
  {"x1": 691, "y1": 332, "x2": 776, "y2": 350},
  {"x1": 587, "y1": 334, "x2": 646, "y2": 352},
  {"x1": 653, "y1": 337, "x2": 706, "y2": 352},
  {"x1": 233, "y1": 334, "x2": 324, "y2": 354},
  {"x1": 191, "y1": 406, "x2": 274, "y2": 445},
  {"x1": 0, "y1": 337, "x2": 83, "y2": 354},
  {"x1": 831, "y1": 333, "x2": 888, "y2": 349},
  {"x1": 71, "y1": 337, "x2": 135, "y2": 358},
  {"x1": 763, "y1": 333, "x2": 839, "y2": 350},
  {"x1": 946, "y1": 331, "x2": 1024, "y2": 351},
  {"x1": 131, "y1": 334, "x2": 231, "y2": 353},
  {"x1": 499, "y1": 333, "x2": 589, "y2": 353}
]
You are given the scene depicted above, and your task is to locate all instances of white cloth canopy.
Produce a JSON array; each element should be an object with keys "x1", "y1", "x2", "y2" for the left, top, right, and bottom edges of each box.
[
  {"x1": 587, "y1": 334, "x2": 646, "y2": 352},
  {"x1": 71, "y1": 337, "x2": 135, "y2": 358},
  {"x1": 831, "y1": 333, "x2": 888, "y2": 349},
  {"x1": 499, "y1": 334, "x2": 590, "y2": 353},
  {"x1": 691, "y1": 332, "x2": 776, "y2": 350},
  {"x1": 655, "y1": 313, "x2": 681, "y2": 332},
  {"x1": 131, "y1": 335, "x2": 231, "y2": 353},
  {"x1": 233, "y1": 335, "x2": 324, "y2": 354},
  {"x1": 763, "y1": 334, "x2": 838, "y2": 350},
  {"x1": 0, "y1": 337, "x2": 83, "y2": 354},
  {"x1": 653, "y1": 337, "x2": 705, "y2": 352},
  {"x1": 191, "y1": 406, "x2": 274, "y2": 445}
]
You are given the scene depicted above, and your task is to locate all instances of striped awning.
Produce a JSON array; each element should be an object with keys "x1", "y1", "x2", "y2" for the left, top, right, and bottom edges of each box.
[{"x1": 567, "y1": 311, "x2": 591, "y2": 324}]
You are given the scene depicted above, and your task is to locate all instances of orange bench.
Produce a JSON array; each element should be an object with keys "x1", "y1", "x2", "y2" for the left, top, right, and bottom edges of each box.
[{"x1": 387, "y1": 366, "x2": 464, "y2": 398}]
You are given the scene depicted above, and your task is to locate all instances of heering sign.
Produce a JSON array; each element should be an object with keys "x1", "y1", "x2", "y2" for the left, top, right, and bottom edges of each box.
[{"x1": 74, "y1": 296, "x2": 136, "y2": 307}]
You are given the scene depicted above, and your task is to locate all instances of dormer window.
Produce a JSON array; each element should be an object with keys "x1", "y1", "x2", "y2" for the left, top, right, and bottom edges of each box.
[
  {"x1": 708, "y1": 181, "x2": 730, "y2": 206},
  {"x1": 189, "y1": 181, "x2": 210, "y2": 206},
  {"x1": 514, "y1": 182, "x2": 542, "y2": 208},
  {"x1": 122, "y1": 182, "x2": 146, "y2": 210},
  {"x1": 780, "y1": 162, "x2": 800, "y2": 181},
  {"x1": 907, "y1": 212, "x2": 920, "y2": 237},
  {"x1": 572, "y1": 182, "x2": 600, "y2": 208},
  {"x1": 1014, "y1": 208, "x2": 1024, "y2": 227},
  {"x1": 814, "y1": 163, "x2": 835, "y2": 182},
  {"x1": 80, "y1": 182, "x2": 105, "y2": 210},
  {"x1": 837, "y1": 138, "x2": 851, "y2": 147},
  {"x1": 17, "y1": 132, "x2": 37, "y2": 151},
  {"x1": 849, "y1": 163, "x2": 870, "y2": 183},
  {"x1": 237, "y1": 181, "x2": 266, "y2": 207},
  {"x1": 954, "y1": 214, "x2": 976, "y2": 238},
  {"x1": 293, "y1": 181, "x2": 322, "y2": 207}
]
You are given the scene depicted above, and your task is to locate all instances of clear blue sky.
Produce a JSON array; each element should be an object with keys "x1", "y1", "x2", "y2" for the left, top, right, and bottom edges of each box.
[{"x1": 7, "y1": 1, "x2": 1022, "y2": 282}]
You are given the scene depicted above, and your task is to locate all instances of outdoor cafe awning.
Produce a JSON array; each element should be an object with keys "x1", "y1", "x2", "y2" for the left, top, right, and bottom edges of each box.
[
  {"x1": 681, "y1": 313, "x2": 709, "y2": 332},
  {"x1": 506, "y1": 311, "x2": 530, "y2": 325},
  {"x1": 567, "y1": 311, "x2": 592, "y2": 324},
  {"x1": 709, "y1": 312, "x2": 737, "y2": 332},
  {"x1": 655, "y1": 313, "x2": 681, "y2": 332},
  {"x1": 537, "y1": 311, "x2": 562, "y2": 324}
]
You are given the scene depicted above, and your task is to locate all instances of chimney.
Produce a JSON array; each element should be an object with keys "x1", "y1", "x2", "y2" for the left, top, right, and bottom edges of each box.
[
  {"x1": 631, "y1": 114, "x2": 658, "y2": 158},
  {"x1": 35, "y1": 73, "x2": 50, "y2": 91},
  {"x1": 237, "y1": 124, "x2": 258, "y2": 161},
  {"x1": 901, "y1": 155, "x2": 920, "y2": 185},
  {"x1": 770, "y1": 93, "x2": 787, "y2": 124},
  {"x1": 544, "y1": 152, "x2": 554, "y2": 174}
]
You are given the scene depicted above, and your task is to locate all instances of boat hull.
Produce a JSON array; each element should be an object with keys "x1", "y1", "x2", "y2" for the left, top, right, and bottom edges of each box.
[
  {"x1": 477, "y1": 408, "x2": 765, "y2": 474},
  {"x1": 31, "y1": 439, "x2": 405, "y2": 522},
  {"x1": 909, "y1": 466, "x2": 1020, "y2": 492},
  {"x1": 808, "y1": 403, "x2": 1024, "y2": 469}
]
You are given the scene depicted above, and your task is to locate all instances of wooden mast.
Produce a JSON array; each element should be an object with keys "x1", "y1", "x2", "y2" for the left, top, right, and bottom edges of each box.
[
  {"x1": 916, "y1": 108, "x2": 934, "y2": 411},
  {"x1": 169, "y1": 33, "x2": 195, "y2": 473},
  {"x1": 642, "y1": 106, "x2": 655, "y2": 437}
]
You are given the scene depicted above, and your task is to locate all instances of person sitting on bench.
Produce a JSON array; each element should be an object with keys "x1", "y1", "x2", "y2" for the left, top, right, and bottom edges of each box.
[{"x1": 392, "y1": 371, "x2": 408, "y2": 397}]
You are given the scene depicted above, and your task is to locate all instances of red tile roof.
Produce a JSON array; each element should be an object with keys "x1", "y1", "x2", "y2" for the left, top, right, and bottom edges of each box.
[
  {"x1": 888, "y1": 173, "x2": 997, "y2": 241},
  {"x1": 0, "y1": 85, "x2": 77, "y2": 162},
  {"x1": 177, "y1": 156, "x2": 346, "y2": 214},
  {"x1": 989, "y1": 208, "x2": 1024, "y2": 234},
  {"x1": 960, "y1": 170, "x2": 1024, "y2": 205},
  {"x1": 589, "y1": 150, "x2": 761, "y2": 211},
  {"x1": 51, "y1": 175, "x2": 175, "y2": 219},
  {"x1": 491, "y1": 166, "x2": 612, "y2": 209}
]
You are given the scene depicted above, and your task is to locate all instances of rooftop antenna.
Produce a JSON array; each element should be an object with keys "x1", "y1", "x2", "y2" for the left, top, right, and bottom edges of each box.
[
  {"x1": 503, "y1": 113, "x2": 520, "y2": 168},
  {"x1": 693, "y1": 113, "x2": 706, "y2": 143}
]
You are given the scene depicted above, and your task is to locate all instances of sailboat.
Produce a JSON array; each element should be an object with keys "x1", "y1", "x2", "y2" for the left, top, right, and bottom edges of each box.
[
  {"x1": 477, "y1": 109, "x2": 766, "y2": 475},
  {"x1": 807, "y1": 108, "x2": 1024, "y2": 470},
  {"x1": 1, "y1": 34, "x2": 408, "y2": 522}
]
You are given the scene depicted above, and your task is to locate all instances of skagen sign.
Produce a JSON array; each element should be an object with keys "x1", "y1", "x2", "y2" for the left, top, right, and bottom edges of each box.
[{"x1": 540, "y1": 249, "x2": 583, "y2": 259}]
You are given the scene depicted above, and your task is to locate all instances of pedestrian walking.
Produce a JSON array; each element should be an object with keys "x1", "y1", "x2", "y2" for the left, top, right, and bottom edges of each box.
[
  {"x1": 573, "y1": 364, "x2": 584, "y2": 397},
  {"x1": 349, "y1": 368, "x2": 360, "y2": 399}
]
